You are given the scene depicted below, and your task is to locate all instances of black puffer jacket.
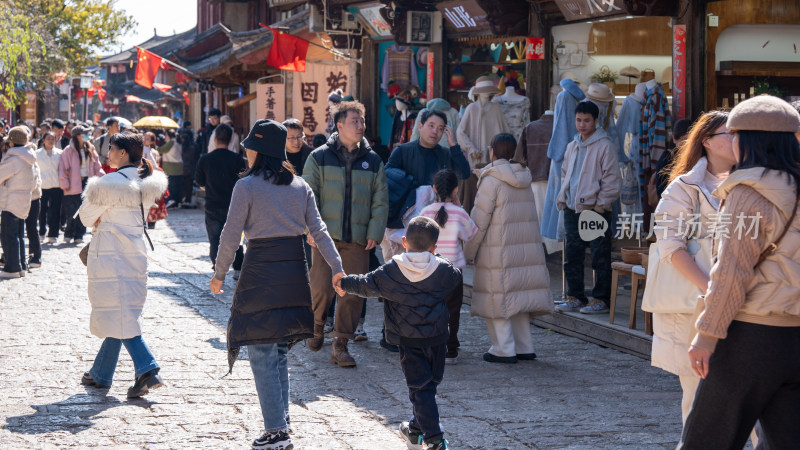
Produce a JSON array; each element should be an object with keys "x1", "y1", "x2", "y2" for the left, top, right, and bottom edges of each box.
[{"x1": 341, "y1": 255, "x2": 461, "y2": 347}]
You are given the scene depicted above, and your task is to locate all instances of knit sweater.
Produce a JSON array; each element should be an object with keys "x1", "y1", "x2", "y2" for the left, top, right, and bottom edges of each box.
[{"x1": 693, "y1": 169, "x2": 800, "y2": 352}]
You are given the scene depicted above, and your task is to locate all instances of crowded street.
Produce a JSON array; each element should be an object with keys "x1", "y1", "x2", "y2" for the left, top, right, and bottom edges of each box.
[
  {"x1": 3, "y1": 0, "x2": 800, "y2": 448},
  {"x1": 0, "y1": 208, "x2": 684, "y2": 448}
]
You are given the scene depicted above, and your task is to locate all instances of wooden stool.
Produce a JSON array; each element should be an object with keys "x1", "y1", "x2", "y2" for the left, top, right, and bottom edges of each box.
[{"x1": 609, "y1": 262, "x2": 653, "y2": 335}]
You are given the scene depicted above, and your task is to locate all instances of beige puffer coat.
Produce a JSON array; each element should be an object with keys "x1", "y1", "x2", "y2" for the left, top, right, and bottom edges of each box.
[
  {"x1": 650, "y1": 157, "x2": 723, "y2": 377},
  {"x1": 464, "y1": 159, "x2": 552, "y2": 319}
]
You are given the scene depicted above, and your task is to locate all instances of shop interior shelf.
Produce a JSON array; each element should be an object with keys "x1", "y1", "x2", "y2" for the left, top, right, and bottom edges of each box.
[{"x1": 718, "y1": 61, "x2": 800, "y2": 77}]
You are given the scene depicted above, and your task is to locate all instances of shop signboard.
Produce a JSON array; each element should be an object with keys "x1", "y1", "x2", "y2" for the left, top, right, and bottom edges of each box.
[
  {"x1": 292, "y1": 62, "x2": 352, "y2": 142},
  {"x1": 672, "y1": 24, "x2": 687, "y2": 120},
  {"x1": 349, "y1": 2, "x2": 393, "y2": 39},
  {"x1": 526, "y1": 38, "x2": 545, "y2": 60},
  {"x1": 22, "y1": 91, "x2": 37, "y2": 123},
  {"x1": 426, "y1": 51, "x2": 434, "y2": 100},
  {"x1": 436, "y1": 0, "x2": 489, "y2": 33},
  {"x1": 553, "y1": 0, "x2": 623, "y2": 22},
  {"x1": 256, "y1": 82, "x2": 286, "y2": 125}
]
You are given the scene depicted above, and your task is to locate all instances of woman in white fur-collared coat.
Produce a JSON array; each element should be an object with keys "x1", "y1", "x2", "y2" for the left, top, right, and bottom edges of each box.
[{"x1": 78, "y1": 132, "x2": 168, "y2": 399}]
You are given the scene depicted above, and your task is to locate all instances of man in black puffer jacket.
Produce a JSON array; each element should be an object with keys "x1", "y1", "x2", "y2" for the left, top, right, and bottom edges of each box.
[{"x1": 337, "y1": 216, "x2": 461, "y2": 450}]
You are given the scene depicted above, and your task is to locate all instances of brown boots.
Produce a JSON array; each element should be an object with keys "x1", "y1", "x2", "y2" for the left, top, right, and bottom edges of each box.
[
  {"x1": 306, "y1": 323, "x2": 325, "y2": 352},
  {"x1": 330, "y1": 337, "x2": 356, "y2": 367}
]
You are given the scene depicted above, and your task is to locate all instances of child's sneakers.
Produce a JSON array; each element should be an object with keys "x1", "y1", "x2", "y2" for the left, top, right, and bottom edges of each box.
[
  {"x1": 424, "y1": 439, "x2": 448, "y2": 450},
  {"x1": 399, "y1": 422, "x2": 423, "y2": 450},
  {"x1": 252, "y1": 430, "x2": 293, "y2": 450},
  {"x1": 580, "y1": 298, "x2": 609, "y2": 314},
  {"x1": 555, "y1": 297, "x2": 583, "y2": 313}
]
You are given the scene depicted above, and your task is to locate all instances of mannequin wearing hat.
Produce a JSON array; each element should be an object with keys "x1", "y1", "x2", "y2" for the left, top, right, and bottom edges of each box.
[
  {"x1": 583, "y1": 83, "x2": 624, "y2": 163},
  {"x1": 541, "y1": 78, "x2": 585, "y2": 243},
  {"x1": 492, "y1": 87, "x2": 530, "y2": 141},
  {"x1": 456, "y1": 76, "x2": 510, "y2": 212}
]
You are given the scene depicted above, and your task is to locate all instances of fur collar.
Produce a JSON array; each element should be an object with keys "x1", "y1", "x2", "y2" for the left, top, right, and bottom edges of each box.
[{"x1": 82, "y1": 167, "x2": 167, "y2": 208}]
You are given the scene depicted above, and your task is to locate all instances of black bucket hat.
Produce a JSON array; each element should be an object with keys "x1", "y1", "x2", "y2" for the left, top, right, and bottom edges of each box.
[{"x1": 241, "y1": 119, "x2": 288, "y2": 159}]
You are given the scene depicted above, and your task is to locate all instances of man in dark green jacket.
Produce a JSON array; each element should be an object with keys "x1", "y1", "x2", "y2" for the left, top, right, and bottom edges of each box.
[{"x1": 303, "y1": 100, "x2": 388, "y2": 367}]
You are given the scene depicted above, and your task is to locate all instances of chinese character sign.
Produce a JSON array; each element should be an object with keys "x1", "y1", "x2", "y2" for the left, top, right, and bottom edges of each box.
[
  {"x1": 526, "y1": 38, "x2": 545, "y2": 60},
  {"x1": 436, "y1": 0, "x2": 489, "y2": 32},
  {"x1": 426, "y1": 51, "x2": 434, "y2": 100},
  {"x1": 292, "y1": 63, "x2": 351, "y2": 137},
  {"x1": 257, "y1": 82, "x2": 286, "y2": 124},
  {"x1": 672, "y1": 25, "x2": 687, "y2": 120}
]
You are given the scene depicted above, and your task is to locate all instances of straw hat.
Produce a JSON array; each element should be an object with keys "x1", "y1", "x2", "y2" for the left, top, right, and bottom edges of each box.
[
  {"x1": 585, "y1": 83, "x2": 615, "y2": 103},
  {"x1": 472, "y1": 76, "x2": 500, "y2": 95},
  {"x1": 7, "y1": 126, "x2": 28, "y2": 146},
  {"x1": 416, "y1": 47, "x2": 429, "y2": 68}
]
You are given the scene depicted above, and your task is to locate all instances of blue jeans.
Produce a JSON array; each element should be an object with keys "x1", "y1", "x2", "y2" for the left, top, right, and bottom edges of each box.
[
  {"x1": 88, "y1": 336, "x2": 160, "y2": 386},
  {"x1": 248, "y1": 343, "x2": 289, "y2": 432}
]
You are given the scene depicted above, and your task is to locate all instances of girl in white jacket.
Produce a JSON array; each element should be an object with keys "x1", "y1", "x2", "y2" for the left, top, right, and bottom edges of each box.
[
  {"x1": 78, "y1": 132, "x2": 168, "y2": 398},
  {"x1": 0, "y1": 127, "x2": 36, "y2": 278},
  {"x1": 649, "y1": 110, "x2": 735, "y2": 425}
]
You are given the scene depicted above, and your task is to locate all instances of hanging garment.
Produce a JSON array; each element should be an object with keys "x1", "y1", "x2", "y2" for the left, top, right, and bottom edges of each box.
[
  {"x1": 616, "y1": 94, "x2": 647, "y2": 213},
  {"x1": 639, "y1": 83, "x2": 672, "y2": 210},
  {"x1": 540, "y1": 79, "x2": 585, "y2": 241},
  {"x1": 390, "y1": 110, "x2": 416, "y2": 151},
  {"x1": 492, "y1": 96, "x2": 530, "y2": 141},
  {"x1": 381, "y1": 45, "x2": 418, "y2": 93}
]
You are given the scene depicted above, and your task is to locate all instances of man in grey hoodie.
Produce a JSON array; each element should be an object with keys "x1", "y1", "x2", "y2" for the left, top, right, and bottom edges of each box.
[{"x1": 556, "y1": 101, "x2": 621, "y2": 315}]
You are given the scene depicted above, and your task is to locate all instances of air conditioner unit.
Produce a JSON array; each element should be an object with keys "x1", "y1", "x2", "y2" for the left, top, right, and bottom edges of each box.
[
  {"x1": 406, "y1": 11, "x2": 442, "y2": 44},
  {"x1": 309, "y1": 5, "x2": 324, "y2": 32}
]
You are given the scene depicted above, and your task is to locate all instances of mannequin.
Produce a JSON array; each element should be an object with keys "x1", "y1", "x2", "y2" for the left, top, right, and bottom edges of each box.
[
  {"x1": 615, "y1": 82, "x2": 648, "y2": 213},
  {"x1": 389, "y1": 98, "x2": 416, "y2": 151},
  {"x1": 456, "y1": 76, "x2": 510, "y2": 212},
  {"x1": 540, "y1": 78, "x2": 585, "y2": 244},
  {"x1": 410, "y1": 98, "x2": 460, "y2": 147},
  {"x1": 492, "y1": 87, "x2": 530, "y2": 141},
  {"x1": 514, "y1": 109, "x2": 557, "y2": 253}
]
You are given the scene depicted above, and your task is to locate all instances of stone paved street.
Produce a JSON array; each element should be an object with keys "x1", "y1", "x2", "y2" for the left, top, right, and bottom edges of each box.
[{"x1": 1, "y1": 208, "x2": 683, "y2": 449}]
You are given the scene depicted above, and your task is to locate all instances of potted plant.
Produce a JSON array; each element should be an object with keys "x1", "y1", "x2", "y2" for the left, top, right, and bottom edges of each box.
[{"x1": 591, "y1": 65, "x2": 618, "y2": 89}]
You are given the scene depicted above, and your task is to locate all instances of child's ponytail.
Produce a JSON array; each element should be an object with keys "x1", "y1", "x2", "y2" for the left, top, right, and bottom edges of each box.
[{"x1": 432, "y1": 169, "x2": 458, "y2": 228}]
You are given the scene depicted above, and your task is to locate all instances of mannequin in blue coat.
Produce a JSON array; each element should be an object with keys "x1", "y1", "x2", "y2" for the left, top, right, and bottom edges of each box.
[{"x1": 540, "y1": 79, "x2": 585, "y2": 243}]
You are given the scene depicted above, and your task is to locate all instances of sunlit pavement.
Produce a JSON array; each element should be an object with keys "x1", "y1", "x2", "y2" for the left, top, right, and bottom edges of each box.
[{"x1": 0, "y1": 208, "x2": 683, "y2": 449}]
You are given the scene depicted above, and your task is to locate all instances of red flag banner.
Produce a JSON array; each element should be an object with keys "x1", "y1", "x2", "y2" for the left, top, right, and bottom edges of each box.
[
  {"x1": 135, "y1": 47, "x2": 163, "y2": 89},
  {"x1": 261, "y1": 24, "x2": 309, "y2": 72}
]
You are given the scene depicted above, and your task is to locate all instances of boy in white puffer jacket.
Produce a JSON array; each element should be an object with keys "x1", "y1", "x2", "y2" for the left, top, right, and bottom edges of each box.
[{"x1": 0, "y1": 126, "x2": 37, "y2": 278}]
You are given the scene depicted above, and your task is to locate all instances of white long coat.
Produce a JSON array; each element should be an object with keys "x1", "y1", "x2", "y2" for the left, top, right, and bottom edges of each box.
[{"x1": 79, "y1": 167, "x2": 167, "y2": 339}]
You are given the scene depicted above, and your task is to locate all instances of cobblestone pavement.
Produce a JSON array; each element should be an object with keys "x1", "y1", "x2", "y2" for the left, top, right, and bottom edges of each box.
[{"x1": 0, "y1": 208, "x2": 683, "y2": 449}]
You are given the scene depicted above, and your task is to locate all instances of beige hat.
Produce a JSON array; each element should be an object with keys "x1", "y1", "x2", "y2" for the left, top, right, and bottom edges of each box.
[
  {"x1": 472, "y1": 76, "x2": 500, "y2": 95},
  {"x1": 560, "y1": 71, "x2": 578, "y2": 82},
  {"x1": 728, "y1": 95, "x2": 800, "y2": 133},
  {"x1": 8, "y1": 126, "x2": 29, "y2": 146},
  {"x1": 585, "y1": 83, "x2": 615, "y2": 103},
  {"x1": 620, "y1": 65, "x2": 640, "y2": 78},
  {"x1": 220, "y1": 115, "x2": 233, "y2": 125}
]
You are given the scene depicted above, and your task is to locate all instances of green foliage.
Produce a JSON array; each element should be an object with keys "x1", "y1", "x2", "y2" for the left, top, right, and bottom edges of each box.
[
  {"x1": 752, "y1": 78, "x2": 786, "y2": 99},
  {"x1": 0, "y1": 0, "x2": 136, "y2": 109}
]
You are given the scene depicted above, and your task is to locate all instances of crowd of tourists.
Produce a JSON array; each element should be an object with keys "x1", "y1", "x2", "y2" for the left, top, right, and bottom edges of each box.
[{"x1": 3, "y1": 94, "x2": 800, "y2": 449}]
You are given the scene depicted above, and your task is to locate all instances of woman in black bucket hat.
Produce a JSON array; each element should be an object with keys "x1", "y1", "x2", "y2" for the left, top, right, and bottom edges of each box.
[{"x1": 210, "y1": 119, "x2": 344, "y2": 450}]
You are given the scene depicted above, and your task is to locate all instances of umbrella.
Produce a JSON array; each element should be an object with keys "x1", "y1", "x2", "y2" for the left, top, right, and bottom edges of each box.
[
  {"x1": 114, "y1": 116, "x2": 133, "y2": 129},
  {"x1": 132, "y1": 116, "x2": 179, "y2": 129}
]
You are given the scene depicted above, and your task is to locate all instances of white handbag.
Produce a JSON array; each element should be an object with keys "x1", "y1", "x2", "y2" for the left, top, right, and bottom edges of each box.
[{"x1": 642, "y1": 238, "x2": 713, "y2": 314}]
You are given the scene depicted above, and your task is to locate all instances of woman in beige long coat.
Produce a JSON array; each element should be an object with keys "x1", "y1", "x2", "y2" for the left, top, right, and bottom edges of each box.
[{"x1": 464, "y1": 133, "x2": 552, "y2": 364}]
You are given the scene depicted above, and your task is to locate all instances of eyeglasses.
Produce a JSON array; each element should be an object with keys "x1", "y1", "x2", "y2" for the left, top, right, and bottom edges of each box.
[
  {"x1": 286, "y1": 136, "x2": 305, "y2": 141},
  {"x1": 709, "y1": 132, "x2": 733, "y2": 139}
]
